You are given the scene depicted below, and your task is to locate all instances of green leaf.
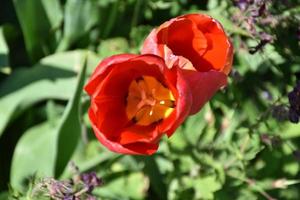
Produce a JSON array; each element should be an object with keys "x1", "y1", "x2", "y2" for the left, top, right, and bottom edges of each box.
[
  {"x1": 0, "y1": 76, "x2": 76, "y2": 138},
  {"x1": 13, "y1": 0, "x2": 63, "y2": 61},
  {"x1": 194, "y1": 176, "x2": 222, "y2": 199},
  {"x1": 0, "y1": 50, "x2": 99, "y2": 138},
  {"x1": 95, "y1": 172, "x2": 148, "y2": 199},
  {"x1": 0, "y1": 192, "x2": 8, "y2": 200},
  {"x1": 10, "y1": 122, "x2": 58, "y2": 191},
  {"x1": 143, "y1": 156, "x2": 168, "y2": 200},
  {"x1": 182, "y1": 105, "x2": 208, "y2": 146},
  {"x1": 54, "y1": 54, "x2": 87, "y2": 177},
  {"x1": 40, "y1": 0, "x2": 63, "y2": 30},
  {"x1": 10, "y1": 54, "x2": 87, "y2": 190},
  {"x1": 0, "y1": 27, "x2": 9, "y2": 71},
  {"x1": 57, "y1": 0, "x2": 99, "y2": 51},
  {"x1": 98, "y1": 37, "x2": 129, "y2": 58}
]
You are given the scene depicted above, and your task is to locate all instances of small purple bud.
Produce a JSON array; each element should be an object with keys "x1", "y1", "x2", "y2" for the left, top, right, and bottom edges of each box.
[
  {"x1": 258, "y1": 3, "x2": 266, "y2": 16},
  {"x1": 81, "y1": 172, "x2": 103, "y2": 193},
  {"x1": 297, "y1": 27, "x2": 300, "y2": 40},
  {"x1": 259, "y1": 32, "x2": 273, "y2": 43},
  {"x1": 235, "y1": 0, "x2": 249, "y2": 10},
  {"x1": 289, "y1": 109, "x2": 299, "y2": 123},
  {"x1": 288, "y1": 82, "x2": 300, "y2": 116},
  {"x1": 64, "y1": 195, "x2": 75, "y2": 200}
]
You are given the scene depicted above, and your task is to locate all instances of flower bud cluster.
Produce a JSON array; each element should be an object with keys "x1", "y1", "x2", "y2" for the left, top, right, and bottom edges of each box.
[{"x1": 288, "y1": 82, "x2": 300, "y2": 123}]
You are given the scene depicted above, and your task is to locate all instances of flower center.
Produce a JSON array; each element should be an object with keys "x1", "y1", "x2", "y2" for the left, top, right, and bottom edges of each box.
[{"x1": 126, "y1": 76, "x2": 175, "y2": 126}]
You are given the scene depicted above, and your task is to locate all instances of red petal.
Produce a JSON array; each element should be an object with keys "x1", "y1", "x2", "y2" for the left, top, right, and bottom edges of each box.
[
  {"x1": 142, "y1": 14, "x2": 233, "y2": 74},
  {"x1": 182, "y1": 14, "x2": 233, "y2": 74},
  {"x1": 183, "y1": 70, "x2": 227, "y2": 115},
  {"x1": 84, "y1": 54, "x2": 136, "y2": 95},
  {"x1": 119, "y1": 124, "x2": 160, "y2": 145},
  {"x1": 89, "y1": 108, "x2": 158, "y2": 155},
  {"x1": 141, "y1": 28, "x2": 161, "y2": 56},
  {"x1": 159, "y1": 66, "x2": 192, "y2": 137},
  {"x1": 159, "y1": 18, "x2": 207, "y2": 59}
]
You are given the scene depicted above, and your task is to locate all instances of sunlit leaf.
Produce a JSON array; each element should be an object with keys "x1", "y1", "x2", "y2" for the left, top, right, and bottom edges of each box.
[
  {"x1": 54, "y1": 53, "x2": 87, "y2": 177},
  {"x1": 10, "y1": 122, "x2": 58, "y2": 191},
  {"x1": 0, "y1": 27, "x2": 9, "y2": 71},
  {"x1": 0, "y1": 50, "x2": 99, "y2": 138},
  {"x1": 13, "y1": 0, "x2": 63, "y2": 61},
  {"x1": 57, "y1": 0, "x2": 99, "y2": 51}
]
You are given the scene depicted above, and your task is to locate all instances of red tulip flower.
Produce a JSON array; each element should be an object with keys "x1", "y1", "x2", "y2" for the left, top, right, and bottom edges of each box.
[
  {"x1": 85, "y1": 14, "x2": 233, "y2": 155},
  {"x1": 142, "y1": 13, "x2": 233, "y2": 114},
  {"x1": 84, "y1": 54, "x2": 192, "y2": 155}
]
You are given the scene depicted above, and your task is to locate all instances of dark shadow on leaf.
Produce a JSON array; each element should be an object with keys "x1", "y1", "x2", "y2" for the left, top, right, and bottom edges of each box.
[{"x1": 0, "y1": 64, "x2": 76, "y2": 97}]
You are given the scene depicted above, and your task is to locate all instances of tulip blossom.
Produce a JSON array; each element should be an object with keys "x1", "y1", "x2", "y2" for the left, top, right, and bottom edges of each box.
[
  {"x1": 85, "y1": 14, "x2": 233, "y2": 155},
  {"x1": 142, "y1": 13, "x2": 233, "y2": 114},
  {"x1": 84, "y1": 54, "x2": 192, "y2": 155}
]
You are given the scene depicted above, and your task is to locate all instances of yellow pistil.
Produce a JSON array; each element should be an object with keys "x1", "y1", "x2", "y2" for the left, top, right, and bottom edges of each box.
[{"x1": 126, "y1": 76, "x2": 175, "y2": 126}]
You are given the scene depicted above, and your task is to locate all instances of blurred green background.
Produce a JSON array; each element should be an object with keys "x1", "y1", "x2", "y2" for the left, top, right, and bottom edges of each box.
[{"x1": 0, "y1": 0, "x2": 300, "y2": 199}]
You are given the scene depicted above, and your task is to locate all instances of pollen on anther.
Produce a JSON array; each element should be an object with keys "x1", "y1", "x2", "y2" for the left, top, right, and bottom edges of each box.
[{"x1": 126, "y1": 75, "x2": 176, "y2": 126}]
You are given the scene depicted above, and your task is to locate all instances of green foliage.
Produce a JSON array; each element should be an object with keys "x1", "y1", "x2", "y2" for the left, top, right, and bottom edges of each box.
[
  {"x1": 1, "y1": 0, "x2": 300, "y2": 199},
  {"x1": 0, "y1": 28, "x2": 9, "y2": 72}
]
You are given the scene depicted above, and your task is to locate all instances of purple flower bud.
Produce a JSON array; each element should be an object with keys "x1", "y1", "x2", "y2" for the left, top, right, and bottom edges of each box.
[
  {"x1": 81, "y1": 172, "x2": 103, "y2": 193},
  {"x1": 289, "y1": 109, "x2": 299, "y2": 123},
  {"x1": 258, "y1": 3, "x2": 266, "y2": 16},
  {"x1": 64, "y1": 195, "x2": 75, "y2": 200},
  {"x1": 259, "y1": 32, "x2": 273, "y2": 43},
  {"x1": 288, "y1": 82, "x2": 300, "y2": 117},
  {"x1": 234, "y1": 0, "x2": 249, "y2": 10},
  {"x1": 297, "y1": 27, "x2": 300, "y2": 40}
]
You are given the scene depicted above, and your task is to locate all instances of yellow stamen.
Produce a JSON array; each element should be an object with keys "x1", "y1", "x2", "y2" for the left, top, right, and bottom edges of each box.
[{"x1": 126, "y1": 76, "x2": 175, "y2": 126}]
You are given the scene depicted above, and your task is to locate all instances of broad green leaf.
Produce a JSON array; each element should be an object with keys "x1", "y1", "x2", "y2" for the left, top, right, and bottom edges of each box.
[
  {"x1": 54, "y1": 53, "x2": 87, "y2": 177},
  {"x1": 13, "y1": 0, "x2": 62, "y2": 61},
  {"x1": 280, "y1": 123, "x2": 300, "y2": 139},
  {"x1": 143, "y1": 156, "x2": 168, "y2": 200},
  {"x1": 57, "y1": 0, "x2": 99, "y2": 51},
  {"x1": 0, "y1": 27, "x2": 9, "y2": 71},
  {"x1": 181, "y1": 105, "x2": 208, "y2": 146},
  {"x1": 40, "y1": 0, "x2": 63, "y2": 30},
  {"x1": 0, "y1": 77, "x2": 76, "y2": 138},
  {"x1": 194, "y1": 176, "x2": 222, "y2": 199},
  {"x1": 10, "y1": 55, "x2": 87, "y2": 190},
  {"x1": 0, "y1": 50, "x2": 99, "y2": 138},
  {"x1": 10, "y1": 122, "x2": 58, "y2": 191}
]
